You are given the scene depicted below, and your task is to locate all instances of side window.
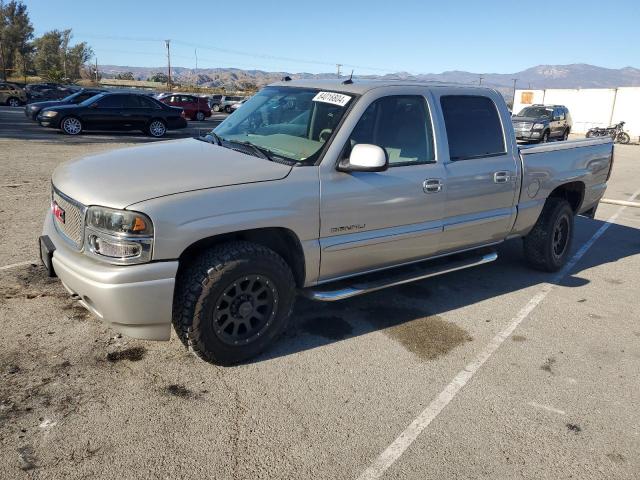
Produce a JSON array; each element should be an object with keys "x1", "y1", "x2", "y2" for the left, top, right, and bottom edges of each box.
[
  {"x1": 345, "y1": 95, "x2": 435, "y2": 166},
  {"x1": 138, "y1": 96, "x2": 161, "y2": 109},
  {"x1": 121, "y1": 95, "x2": 142, "y2": 109},
  {"x1": 557, "y1": 108, "x2": 565, "y2": 120},
  {"x1": 440, "y1": 95, "x2": 505, "y2": 160},
  {"x1": 96, "y1": 95, "x2": 124, "y2": 108}
]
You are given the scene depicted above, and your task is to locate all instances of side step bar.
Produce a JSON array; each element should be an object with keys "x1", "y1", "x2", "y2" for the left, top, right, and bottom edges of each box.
[{"x1": 301, "y1": 251, "x2": 498, "y2": 302}]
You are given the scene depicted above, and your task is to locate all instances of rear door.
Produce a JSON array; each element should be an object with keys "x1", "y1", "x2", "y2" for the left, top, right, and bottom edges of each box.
[
  {"x1": 435, "y1": 92, "x2": 519, "y2": 252},
  {"x1": 551, "y1": 107, "x2": 564, "y2": 137},
  {"x1": 319, "y1": 92, "x2": 446, "y2": 281}
]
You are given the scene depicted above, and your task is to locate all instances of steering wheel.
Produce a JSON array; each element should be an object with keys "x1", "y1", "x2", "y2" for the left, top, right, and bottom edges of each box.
[{"x1": 319, "y1": 128, "x2": 333, "y2": 142}]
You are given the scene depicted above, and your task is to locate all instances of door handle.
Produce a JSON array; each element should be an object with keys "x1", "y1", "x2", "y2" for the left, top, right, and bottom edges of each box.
[
  {"x1": 423, "y1": 178, "x2": 443, "y2": 193},
  {"x1": 493, "y1": 171, "x2": 511, "y2": 184}
]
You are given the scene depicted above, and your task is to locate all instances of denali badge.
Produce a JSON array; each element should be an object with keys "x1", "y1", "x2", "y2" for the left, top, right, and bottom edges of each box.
[
  {"x1": 330, "y1": 224, "x2": 365, "y2": 233},
  {"x1": 52, "y1": 201, "x2": 65, "y2": 224}
]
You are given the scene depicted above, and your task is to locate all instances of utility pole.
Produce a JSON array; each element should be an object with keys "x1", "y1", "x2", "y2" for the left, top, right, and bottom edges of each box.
[
  {"x1": 94, "y1": 57, "x2": 99, "y2": 84},
  {"x1": 165, "y1": 39, "x2": 172, "y2": 90},
  {"x1": 512, "y1": 78, "x2": 518, "y2": 109},
  {"x1": 336, "y1": 64, "x2": 342, "y2": 78},
  {"x1": 194, "y1": 48, "x2": 198, "y2": 86},
  {"x1": 479, "y1": 75, "x2": 483, "y2": 85}
]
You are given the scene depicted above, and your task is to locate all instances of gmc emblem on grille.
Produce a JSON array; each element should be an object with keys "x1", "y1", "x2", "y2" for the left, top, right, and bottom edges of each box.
[{"x1": 52, "y1": 201, "x2": 65, "y2": 224}]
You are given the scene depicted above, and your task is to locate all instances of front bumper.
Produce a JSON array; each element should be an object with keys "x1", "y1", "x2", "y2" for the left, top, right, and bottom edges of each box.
[
  {"x1": 42, "y1": 213, "x2": 178, "y2": 340},
  {"x1": 37, "y1": 115, "x2": 59, "y2": 128},
  {"x1": 515, "y1": 129, "x2": 542, "y2": 140}
]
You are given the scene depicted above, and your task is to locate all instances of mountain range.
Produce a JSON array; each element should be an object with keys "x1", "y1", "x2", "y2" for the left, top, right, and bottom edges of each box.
[{"x1": 99, "y1": 63, "x2": 640, "y2": 95}]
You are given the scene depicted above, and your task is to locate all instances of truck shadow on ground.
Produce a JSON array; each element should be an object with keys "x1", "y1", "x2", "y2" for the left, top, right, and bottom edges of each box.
[{"x1": 256, "y1": 216, "x2": 640, "y2": 363}]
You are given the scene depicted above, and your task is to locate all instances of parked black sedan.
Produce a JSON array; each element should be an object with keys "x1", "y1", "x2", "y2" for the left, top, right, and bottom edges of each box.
[
  {"x1": 25, "y1": 89, "x2": 105, "y2": 120},
  {"x1": 37, "y1": 92, "x2": 187, "y2": 137}
]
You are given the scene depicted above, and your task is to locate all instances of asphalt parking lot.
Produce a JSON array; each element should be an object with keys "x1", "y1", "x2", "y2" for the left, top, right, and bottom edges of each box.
[{"x1": 1, "y1": 104, "x2": 639, "y2": 479}]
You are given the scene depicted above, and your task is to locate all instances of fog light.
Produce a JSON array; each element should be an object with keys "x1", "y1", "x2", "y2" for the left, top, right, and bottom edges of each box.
[{"x1": 89, "y1": 234, "x2": 141, "y2": 258}]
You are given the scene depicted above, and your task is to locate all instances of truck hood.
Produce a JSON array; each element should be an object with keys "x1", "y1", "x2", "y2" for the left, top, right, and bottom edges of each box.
[{"x1": 52, "y1": 138, "x2": 293, "y2": 209}]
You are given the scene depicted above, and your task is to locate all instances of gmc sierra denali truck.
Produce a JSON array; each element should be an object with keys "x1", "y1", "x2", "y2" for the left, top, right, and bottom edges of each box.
[{"x1": 40, "y1": 80, "x2": 614, "y2": 365}]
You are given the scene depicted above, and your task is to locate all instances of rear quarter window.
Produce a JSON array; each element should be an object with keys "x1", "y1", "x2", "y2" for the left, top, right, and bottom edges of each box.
[{"x1": 440, "y1": 95, "x2": 506, "y2": 161}]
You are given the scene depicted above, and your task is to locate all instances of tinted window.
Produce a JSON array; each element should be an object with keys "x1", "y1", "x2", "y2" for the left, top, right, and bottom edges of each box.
[
  {"x1": 96, "y1": 95, "x2": 125, "y2": 108},
  {"x1": 440, "y1": 95, "x2": 505, "y2": 160},
  {"x1": 75, "y1": 92, "x2": 98, "y2": 103},
  {"x1": 121, "y1": 95, "x2": 142, "y2": 108},
  {"x1": 138, "y1": 96, "x2": 161, "y2": 109},
  {"x1": 346, "y1": 95, "x2": 435, "y2": 166}
]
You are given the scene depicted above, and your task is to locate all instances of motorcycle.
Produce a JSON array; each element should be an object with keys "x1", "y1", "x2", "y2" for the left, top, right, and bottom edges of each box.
[{"x1": 586, "y1": 121, "x2": 631, "y2": 144}]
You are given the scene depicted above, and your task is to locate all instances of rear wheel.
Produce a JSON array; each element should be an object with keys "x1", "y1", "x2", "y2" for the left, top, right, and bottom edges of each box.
[
  {"x1": 562, "y1": 128, "x2": 569, "y2": 141},
  {"x1": 147, "y1": 119, "x2": 167, "y2": 137},
  {"x1": 172, "y1": 241, "x2": 296, "y2": 365},
  {"x1": 61, "y1": 116, "x2": 82, "y2": 135},
  {"x1": 195, "y1": 111, "x2": 205, "y2": 121},
  {"x1": 7, "y1": 97, "x2": 21, "y2": 107},
  {"x1": 586, "y1": 130, "x2": 593, "y2": 138},
  {"x1": 617, "y1": 132, "x2": 630, "y2": 144},
  {"x1": 225, "y1": 105, "x2": 232, "y2": 113},
  {"x1": 523, "y1": 198, "x2": 574, "y2": 272}
]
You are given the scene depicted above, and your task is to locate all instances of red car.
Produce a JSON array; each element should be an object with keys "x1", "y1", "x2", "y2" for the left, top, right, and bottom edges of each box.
[{"x1": 159, "y1": 94, "x2": 211, "y2": 121}]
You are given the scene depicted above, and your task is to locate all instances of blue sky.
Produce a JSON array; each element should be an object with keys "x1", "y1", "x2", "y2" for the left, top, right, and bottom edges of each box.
[{"x1": 24, "y1": 0, "x2": 639, "y2": 74}]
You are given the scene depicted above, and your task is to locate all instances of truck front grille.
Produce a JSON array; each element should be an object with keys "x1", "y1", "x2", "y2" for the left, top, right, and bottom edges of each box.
[
  {"x1": 513, "y1": 122, "x2": 533, "y2": 131},
  {"x1": 52, "y1": 189, "x2": 86, "y2": 248}
]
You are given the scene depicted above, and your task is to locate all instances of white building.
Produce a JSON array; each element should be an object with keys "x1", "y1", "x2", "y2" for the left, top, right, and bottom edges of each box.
[{"x1": 512, "y1": 87, "x2": 640, "y2": 139}]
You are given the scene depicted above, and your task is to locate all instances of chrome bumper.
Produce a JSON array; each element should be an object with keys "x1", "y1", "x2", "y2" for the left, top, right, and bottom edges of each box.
[{"x1": 43, "y1": 213, "x2": 178, "y2": 340}]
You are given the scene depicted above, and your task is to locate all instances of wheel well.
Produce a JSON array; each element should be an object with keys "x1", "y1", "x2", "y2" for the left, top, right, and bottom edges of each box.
[
  {"x1": 548, "y1": 182, "x2": 584, "y2": 213},
  {"x1": 179, "y1": 227, "x2": 306, "y2": 287}
]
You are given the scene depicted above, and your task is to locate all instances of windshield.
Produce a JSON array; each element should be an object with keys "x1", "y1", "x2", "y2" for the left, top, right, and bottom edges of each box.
[
  {"x1": 213, "y1": 87, "x2": 354, "y2": 162},
  {"x1": 517, "y1": 106, "x2": 553, "y2": 118}
]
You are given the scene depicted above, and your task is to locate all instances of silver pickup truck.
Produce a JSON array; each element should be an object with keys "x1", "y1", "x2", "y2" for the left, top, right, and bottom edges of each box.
[{"x1": 40, "y1": 80, "x2": 613, "y2": 364}]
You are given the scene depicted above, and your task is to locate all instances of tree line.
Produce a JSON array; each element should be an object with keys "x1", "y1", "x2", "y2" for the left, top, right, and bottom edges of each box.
[{"x1": 0, "y1": 0, "x2": 93, "y2": 82}]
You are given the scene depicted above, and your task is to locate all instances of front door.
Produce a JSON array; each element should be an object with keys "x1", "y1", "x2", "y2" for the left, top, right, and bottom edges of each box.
[
  {"x1": 319, "y1": 94, "x2": 445, "y2": 281},
  {"x1": 436, "y1": 93, "x2": 519, "y2": 252},
  {"x1": 83, "y1": 94, "x2": 126, "y2": 129}
]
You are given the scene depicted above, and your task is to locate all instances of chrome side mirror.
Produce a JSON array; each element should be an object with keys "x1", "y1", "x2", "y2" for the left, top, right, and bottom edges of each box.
[{"x1": 338, "y1": 144, "x2": 388, "y2": 172}]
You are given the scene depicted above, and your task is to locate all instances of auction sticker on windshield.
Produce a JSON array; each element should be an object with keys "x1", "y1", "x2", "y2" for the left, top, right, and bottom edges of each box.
[{"x1": 312, "y1": 91, "x2": 351, "y2": 107}]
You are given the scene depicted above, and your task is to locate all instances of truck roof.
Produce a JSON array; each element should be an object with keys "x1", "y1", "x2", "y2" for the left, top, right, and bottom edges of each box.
[{"x1": 268, "y1": 78, "x2": 498, "y2": 95}]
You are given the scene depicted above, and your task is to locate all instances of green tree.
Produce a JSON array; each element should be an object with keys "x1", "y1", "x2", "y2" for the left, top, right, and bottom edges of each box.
[
  {"x1": 116, "y1": 71, "x2": 134, "y2": 80},
  {"x1": 149, "y1": 72, "x2": 168, "y2": 83},
  {"x1": 0, "y1": 0, "x2": 34, "y2": 80},
  {"x1": 32, "y1": 29, "x2": 92, "y2": 81}
]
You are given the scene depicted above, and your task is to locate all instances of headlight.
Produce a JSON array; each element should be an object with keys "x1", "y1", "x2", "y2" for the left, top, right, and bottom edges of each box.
[
  {"x1": 42, "y1": 110, "x2": 58, "y2": 117},
  {"x1": 84, "y1": 206, "x2": 153, "y2": 264},
  {"x1": 532, "y1": 123, "x2": 545, "y2": 130}
]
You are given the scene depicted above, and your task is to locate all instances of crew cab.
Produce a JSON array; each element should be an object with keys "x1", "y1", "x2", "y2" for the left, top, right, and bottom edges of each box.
[{"x1": 40, "y1": 80, "x2": 613, "y2": 365}]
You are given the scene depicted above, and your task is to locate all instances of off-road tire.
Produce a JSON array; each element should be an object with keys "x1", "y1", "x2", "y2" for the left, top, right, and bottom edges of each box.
[
  {"x1": 523, "y1": 198, "x2": 574, "y2": 272},
  {"x1": 172, "y1": 241, "x2": 296, "y2": 365}
]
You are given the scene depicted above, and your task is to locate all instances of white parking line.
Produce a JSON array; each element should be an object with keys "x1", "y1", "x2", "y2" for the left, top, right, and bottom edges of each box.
[
  {"x1": 528, "y1": 402, "x2": 566, "y2": 415},
  {"x1": 0, "y1": 260, "x2": 37, "y2": 271},
  {"x1": 357, "y1": 188, "x2": 640, "y2": 480},
  {"x1": 601, "y1": 198, "x2": 640, "y2": 208}
]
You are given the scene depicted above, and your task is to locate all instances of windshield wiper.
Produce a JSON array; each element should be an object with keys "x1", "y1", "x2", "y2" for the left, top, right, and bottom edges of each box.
[
  {"x1": 197, "y1": 131, "x2": 222, "y2": 145},
  {"x1": 225, "y1": 139, "x2": 275, "y2": 161}
]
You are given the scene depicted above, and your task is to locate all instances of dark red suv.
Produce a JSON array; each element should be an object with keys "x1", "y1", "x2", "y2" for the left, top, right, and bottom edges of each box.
[{"x1": 159, "y1": 94, "x2": 212, "y2": 121}]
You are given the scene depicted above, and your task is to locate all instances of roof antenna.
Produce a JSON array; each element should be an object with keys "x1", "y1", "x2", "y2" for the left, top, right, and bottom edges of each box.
[{"x1": 342, "y1": 70, "x2": 354, "y2": 85}]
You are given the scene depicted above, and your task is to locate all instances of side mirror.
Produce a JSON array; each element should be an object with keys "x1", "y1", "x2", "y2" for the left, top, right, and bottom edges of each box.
[{"x1": 338, "y1": 144, "x2": 388, "y2": 173}]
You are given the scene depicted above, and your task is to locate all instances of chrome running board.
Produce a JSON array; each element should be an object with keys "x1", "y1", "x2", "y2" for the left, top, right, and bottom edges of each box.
[{"x1": 302, "y1": 251, "x2": 498, "y2": 302}]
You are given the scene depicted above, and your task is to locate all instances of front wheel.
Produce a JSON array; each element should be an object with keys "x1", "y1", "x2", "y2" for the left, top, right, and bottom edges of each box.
[
  {"x1": 147, "y1": 119, "x2": 167, "y2": 137},
  {"x1": 172, "y1": 241, "x2": 296, "y2": 365},
  {"x1": 540, "y1": 130, "x2": 550, "y2": 143},
  {"x1": 213, "y1": 104, "x2": 220, "y2": 112},
  {"x1": 617, "y1": 132, "x2": 630, "y2": 144},
  {"x1": 523, "y1": 198, "x2": 574, "y2": 272},
  {"x1": 61, "y1": 116, "x2": 82, "y2": 135},
  {"x1": 7, "y1": 97, "x2": 21, "y2": 107}
]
